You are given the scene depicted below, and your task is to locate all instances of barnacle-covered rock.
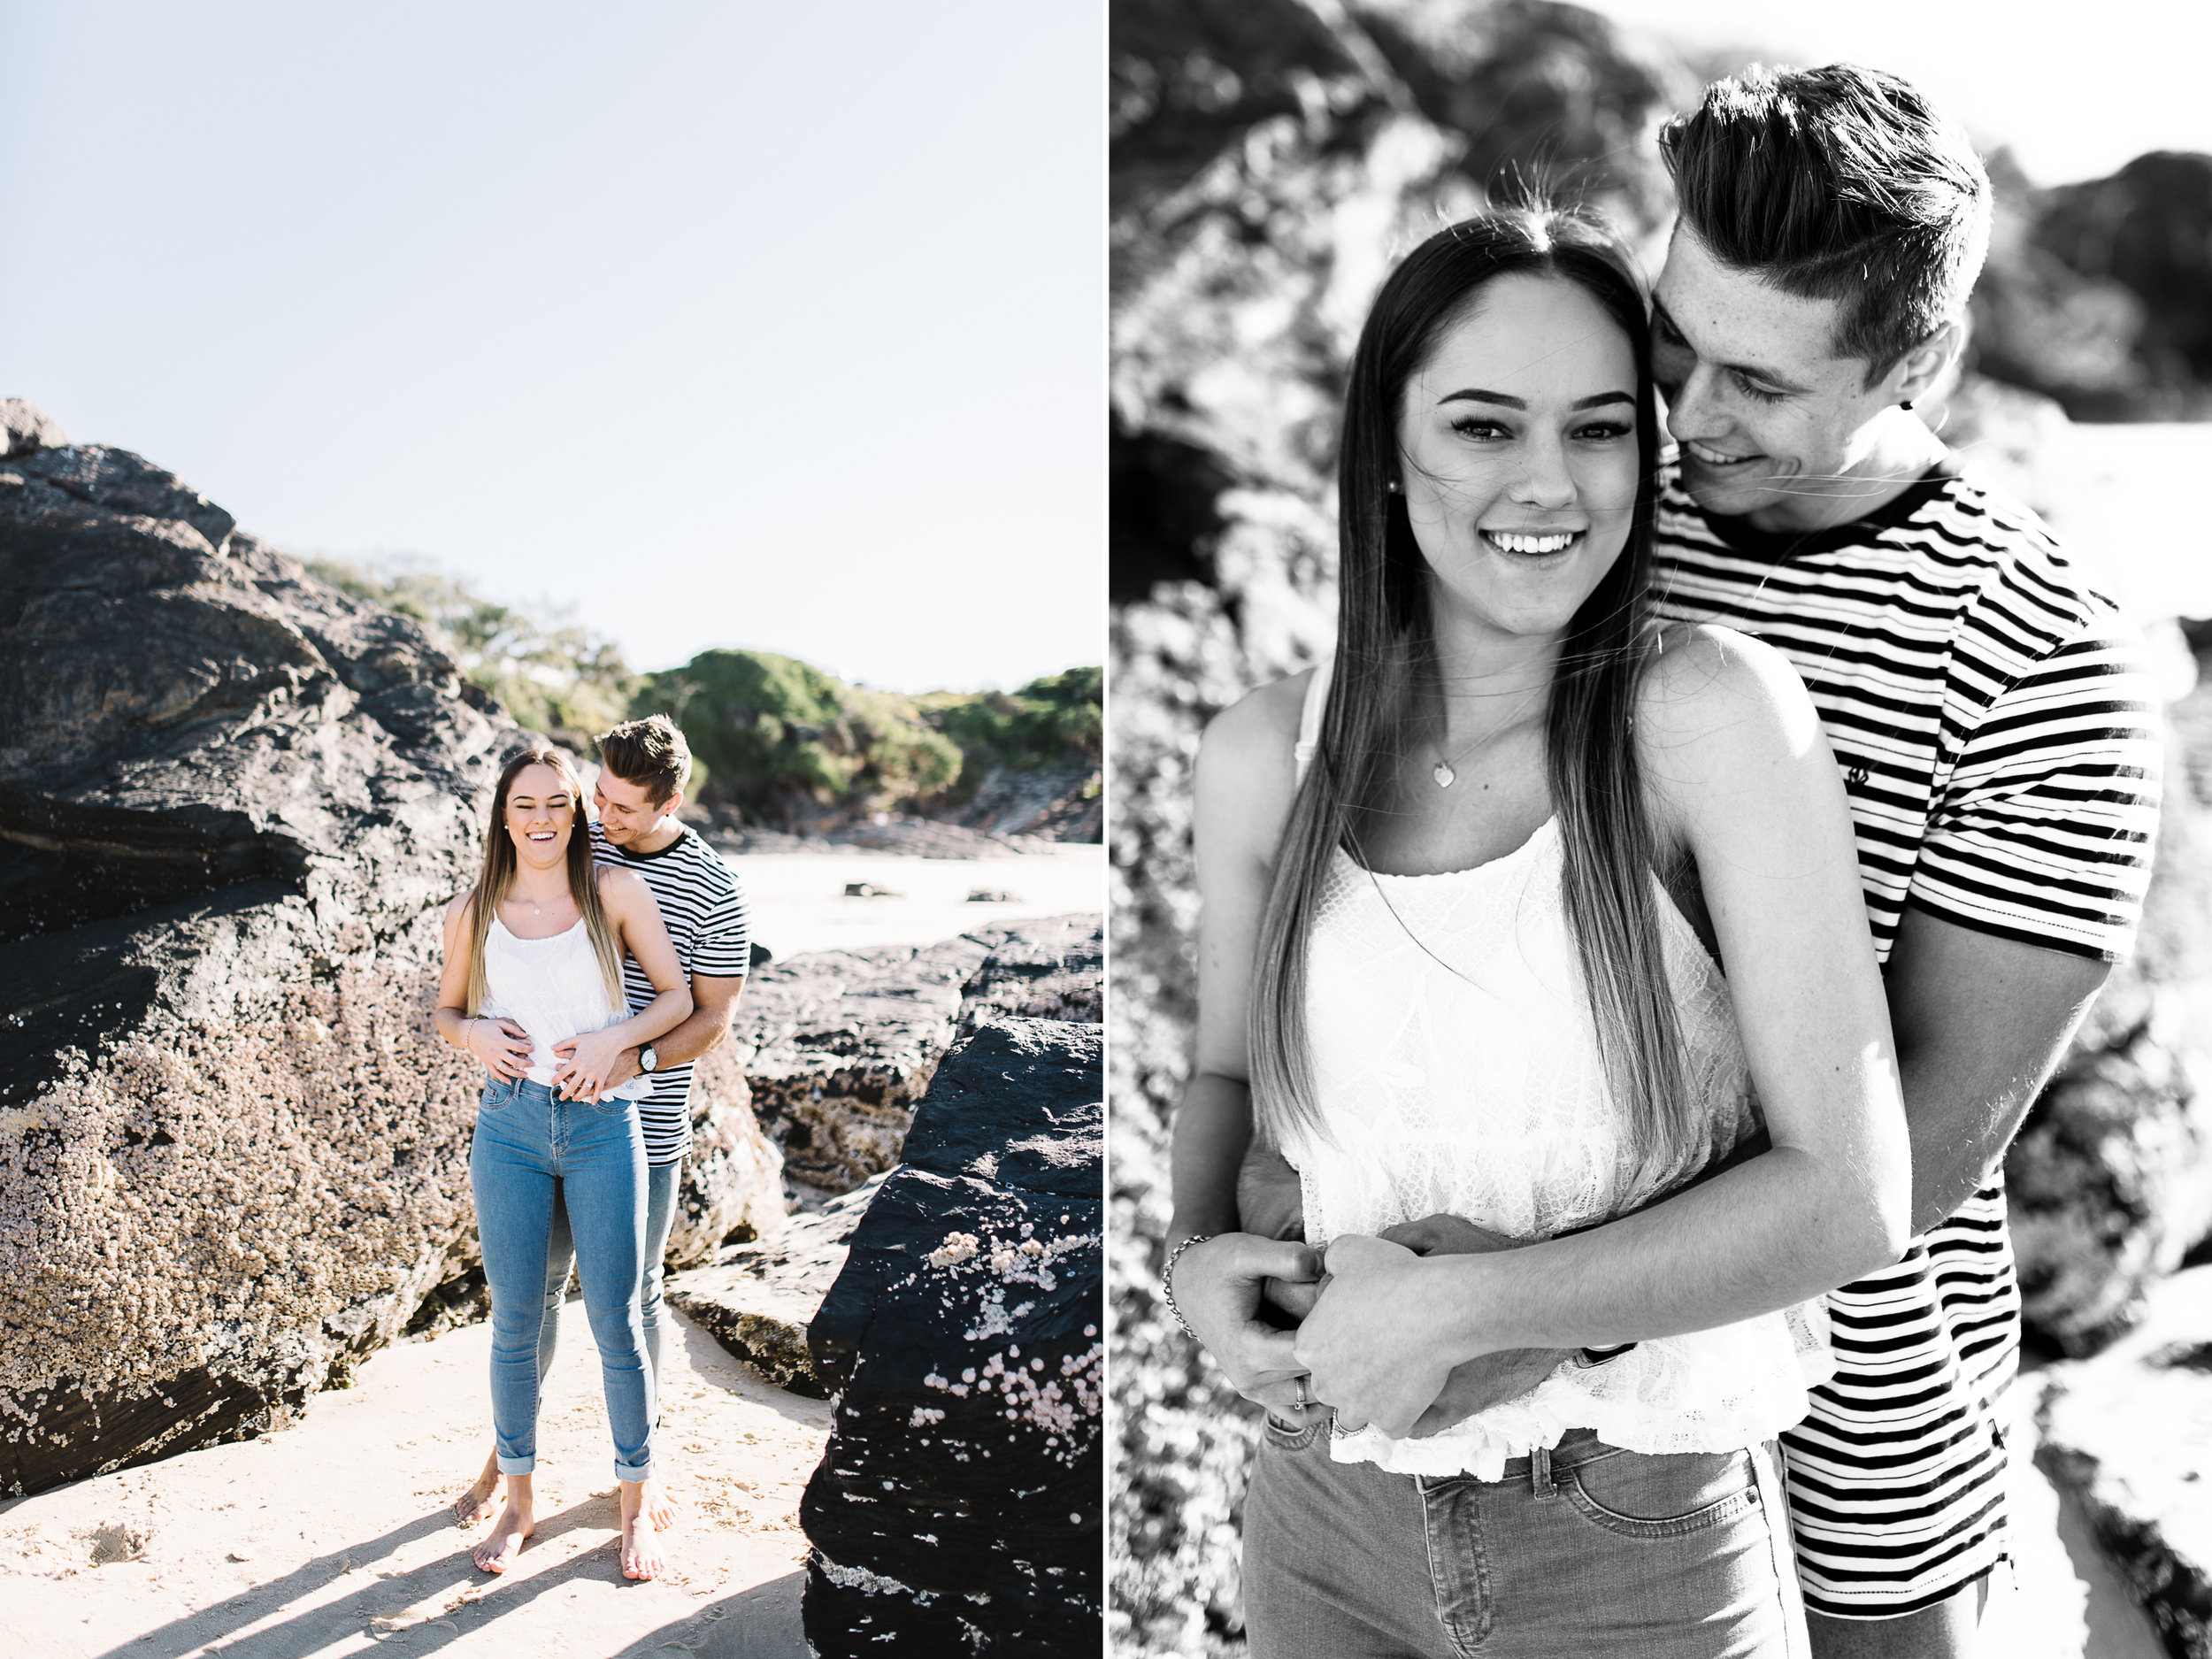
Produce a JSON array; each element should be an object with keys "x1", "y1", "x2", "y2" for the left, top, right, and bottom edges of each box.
[{"x1": 799, "y1": 1015, "x2": 1103, "y2": 1655}]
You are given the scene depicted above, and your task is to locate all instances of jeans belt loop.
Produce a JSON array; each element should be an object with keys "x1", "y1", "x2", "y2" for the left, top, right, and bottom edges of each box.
[{"x1": 1529, "y1": 1442, "x2": 1553, "y2": 1498}]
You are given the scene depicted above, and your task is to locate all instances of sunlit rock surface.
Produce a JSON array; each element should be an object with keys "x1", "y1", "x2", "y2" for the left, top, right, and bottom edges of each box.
[
  {"x1": 800, "y1": 1016, "x2": 1103, "y2": 1655},
  {"x1": 734, "y1": 914, "x2": 1102, "y2": 1193}
]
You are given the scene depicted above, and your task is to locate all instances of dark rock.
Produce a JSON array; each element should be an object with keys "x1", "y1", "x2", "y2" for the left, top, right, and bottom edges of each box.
[
  {"x1": 800, "y1": 1016, "x2": 1102, "y2": 1655},
  {"x1": 2038, "y1": 1266, "x2": 2212, "y2": 1654},
  {"x1": 734, "y1": 916, "x2": 1102, "y2": 1194},
  {"x1": 664, "y1": 1175, "x2": 883, "y2": 1396}
]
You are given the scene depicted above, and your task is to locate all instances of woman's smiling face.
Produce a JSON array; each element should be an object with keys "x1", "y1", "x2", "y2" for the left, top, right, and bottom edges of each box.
[
  {"x1": 1394, "y1": 273, "x2": 1640, "y2": 645},
  {"x1": 503, "y1": 763, "x2": 578, "y2": 862}
]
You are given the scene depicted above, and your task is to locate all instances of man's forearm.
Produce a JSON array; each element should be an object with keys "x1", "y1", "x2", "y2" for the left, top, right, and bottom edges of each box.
[
  {"x1": 1419, "y1": 1147, "x2": 1896, "y2": 1362},
  {"x1": 628, "y1": 983, "x2": 744, "y2": 1069}
]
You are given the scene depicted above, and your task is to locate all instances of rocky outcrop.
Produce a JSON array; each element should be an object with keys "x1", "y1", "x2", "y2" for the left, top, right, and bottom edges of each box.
[
  {"x1": 2038, "y1": 1265, "x2": 2212, "y2": 1655},
  {"x1": 800, "y1": 1016, "x2": 1103, "y2": 1656},
  {"x1": 664, "y1": 1041, "x2": 788, "y2": 1267},
  {"x1": 663, "y1": 1175, "x2": 881, "y2": 1396},
  {"x1": 733, "y1": 914, "x2": 1103, "y2": 1194},
  {"x1": 0, "y1": 411, "x2": 522, "y2": 1496}
]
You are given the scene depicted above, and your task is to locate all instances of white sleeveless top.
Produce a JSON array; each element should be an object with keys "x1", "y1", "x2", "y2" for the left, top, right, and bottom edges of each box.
[
  {"x1": 480, "y1": 916, "x2": 652, "y2": 1102},
  {"x1": 1285, "y1": 661, "x2": 1830, "y2": 1479}
]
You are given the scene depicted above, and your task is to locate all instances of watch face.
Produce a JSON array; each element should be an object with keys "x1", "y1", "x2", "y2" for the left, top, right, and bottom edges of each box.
[{"x1": 641, "y1": 1046, "x2": 657, "y2": 1074}]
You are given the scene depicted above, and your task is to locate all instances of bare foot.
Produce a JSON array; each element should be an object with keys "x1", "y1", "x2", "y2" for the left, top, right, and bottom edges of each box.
[
  {"x1": 619, "y1": 1482, "x2": 667, "y2": 1580},
  {"x1": 471, "y1": 1499, "x2": 534, "y2": 1574},
  {"x1": 452, "y1": 1448, "x2": 500, "y2": 1525},
  {"x1": 641, "y1": 1474, "x2": 678, "y2": 1532}
]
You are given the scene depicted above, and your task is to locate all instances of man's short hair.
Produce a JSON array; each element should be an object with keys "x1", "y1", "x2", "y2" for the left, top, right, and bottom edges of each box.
[
  {"x1": 597, "y1": 713, "x2": 692, "y2": 806},
  {"x1": 1659, "y1": 63, "x2": 1992, "y2": 380}
]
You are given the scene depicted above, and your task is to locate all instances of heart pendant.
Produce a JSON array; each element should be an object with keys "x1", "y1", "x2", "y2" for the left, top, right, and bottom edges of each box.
[{"x1": 1432, "y1": 763, "x2": 1455, "y2": 788}]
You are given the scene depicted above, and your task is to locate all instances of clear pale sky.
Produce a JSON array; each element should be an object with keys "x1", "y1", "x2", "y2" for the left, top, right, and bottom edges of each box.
[
  {"x1": 0, "y1": 4, "x2": 1104, "y2": 693},
  {"x1": 1580, "y1": 0, "x2": 2212, "y2": 186}
]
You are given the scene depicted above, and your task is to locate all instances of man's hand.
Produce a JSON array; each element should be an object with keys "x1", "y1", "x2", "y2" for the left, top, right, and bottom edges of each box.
[
  {"x1": 551, "y1": 1027, "x2": 628, "y2": 1102},
  {"x1": 1293, "y1": 1234, "x2": 1455, "y2": 1438},
  {"x1": 554, "y1": 1035, "x2": 641, "y2": 1094},
  {"x1": 1171, "y1": 1233, "x2": 1325, "y2": 1423},
  {"x1": 1378, "y1": 1213, "x2": 1577, "y2": 1433}
]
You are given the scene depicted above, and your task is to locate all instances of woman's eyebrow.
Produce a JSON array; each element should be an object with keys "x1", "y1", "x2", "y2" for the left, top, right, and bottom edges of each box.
[{"x1": 1439, "y1": 388, "x2": 1634, "y2": 410}]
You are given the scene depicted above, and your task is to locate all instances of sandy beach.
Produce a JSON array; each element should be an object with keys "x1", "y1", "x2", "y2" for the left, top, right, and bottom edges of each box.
[
  {"x1": 0, "y1": 1302, "x2": 828, "y2": 1658},
  {"x1": 733, "y1": 843, "x2": 1103, "y2": 960}
]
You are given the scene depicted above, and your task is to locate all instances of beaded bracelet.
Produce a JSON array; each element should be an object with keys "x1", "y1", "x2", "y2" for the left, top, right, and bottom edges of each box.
[{"x1": 1161, "y1": 1233, "x2": 1212, "y2": 1340}]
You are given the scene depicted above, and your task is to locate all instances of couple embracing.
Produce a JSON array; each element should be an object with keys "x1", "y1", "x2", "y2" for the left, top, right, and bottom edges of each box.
[
  {"x1": 432, "y1": 716, "x2": 750, "y2": 1579},
  {"x1": 1168, "y1": 64, "x2": 2159, "y2": 1659}
]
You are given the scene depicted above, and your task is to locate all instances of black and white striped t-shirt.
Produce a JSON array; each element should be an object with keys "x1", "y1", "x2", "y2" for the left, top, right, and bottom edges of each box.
[
  {"x1": 1654, "y1": 456, "x2": 2162, "y2": 1615},
  {"x1": 590, "y1": 821, "x2": 750, "y2": 1166}
]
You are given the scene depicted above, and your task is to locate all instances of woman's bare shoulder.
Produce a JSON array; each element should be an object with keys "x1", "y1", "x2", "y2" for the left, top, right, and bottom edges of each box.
[
  {"x1": 443, "y1": 890, "x2": 477, "y2": 927},
  {"x1": 593, "y1": 863, "x2": 651, "y2": 908},
  {"x1": 1195, "y1": 670, "x2": 1316, "y2": 863},
  {"x1": 1200, "y1": 670, "x2": 1313, "y2": 777},
  {"x1": 1637, "y1": 621, "x2": 1829, "y2": 819}
]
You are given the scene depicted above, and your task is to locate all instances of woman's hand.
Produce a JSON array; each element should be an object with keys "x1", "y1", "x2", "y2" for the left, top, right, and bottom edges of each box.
[
  {"x1": 466, "y1": 1017, "x2": 534, "y2": 1079},
  {"x1": 1294, "y1": 1234, "x2": 1455, "y2": 1438},
  {"x1": 555, "y1": 1025, "x2": 627, "y2": 1102},
  {"x1": 1377, "y1": 1215, "x2": 1574, "y2": 1434},
  {"x1": 1172, "y1": 1233, "x2": 1325, "y2": 1423}
]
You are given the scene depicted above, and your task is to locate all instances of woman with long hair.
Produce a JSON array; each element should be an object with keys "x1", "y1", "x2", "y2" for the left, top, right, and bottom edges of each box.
[
  {"x1": 434, "y1": 745, "x2": 693, "y2": 1580},
  {"x1": 1162, "y1": 209, "x2": 1911, "y2": 1655}
]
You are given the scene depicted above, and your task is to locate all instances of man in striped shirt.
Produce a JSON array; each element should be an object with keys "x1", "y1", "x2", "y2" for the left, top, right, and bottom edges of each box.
[
  {"x1": 1641, "y1": 65, "x2": 2160, "y2": 1656},
  {"x1": 453, "y1": 714, "x2": 752, "y2": 1532}
]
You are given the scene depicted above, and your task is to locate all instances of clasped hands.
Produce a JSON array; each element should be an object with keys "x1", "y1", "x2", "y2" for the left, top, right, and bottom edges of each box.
[
  {"x1": 1173, "y1": 1150, "x2": 1571, "y2": 1437},
  {"x1": 465, "y1": 1018, "x2": 640, "y2": 1102}
]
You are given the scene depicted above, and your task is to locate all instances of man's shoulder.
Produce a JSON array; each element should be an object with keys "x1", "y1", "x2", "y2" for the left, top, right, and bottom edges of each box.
[
  {"x1": 659, "y1": 826, "x2": 745, "y2": 899},
  {"x1": 1919, "y1": 469, "x2": 2124, "y2": 641}
]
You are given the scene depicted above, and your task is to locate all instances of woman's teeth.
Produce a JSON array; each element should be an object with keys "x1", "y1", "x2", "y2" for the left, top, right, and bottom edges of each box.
[{"x1": 1485, "y1": 530, "x2": 1578, "y2": 555}]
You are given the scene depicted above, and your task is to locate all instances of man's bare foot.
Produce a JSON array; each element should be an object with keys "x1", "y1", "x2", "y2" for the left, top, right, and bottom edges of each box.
[
  {"x1": 452, "y1": 1448, "x2": 500, "y2": 1525},
  {"x1": 640, "y1": 1474, "x2": 678, "y2": 1532},
  {"x1": 471, "y1": 1498, "x2": 534, "y2": 1574},
  {"x1": 619, "y1": 1481, "x2": 668, "y2": 1580}
]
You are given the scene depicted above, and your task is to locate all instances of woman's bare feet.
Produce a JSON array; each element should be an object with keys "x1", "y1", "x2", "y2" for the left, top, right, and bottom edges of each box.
[
  {"x1": 471, "y1": 1476, "x2": 534, "y2": 1574},
  {"x1": 619, "y1": 1479, "x2": 668, "y2": 1580},
  {"x1": 452, "y1": 1447, "x2": 501, "y2": 1525}
]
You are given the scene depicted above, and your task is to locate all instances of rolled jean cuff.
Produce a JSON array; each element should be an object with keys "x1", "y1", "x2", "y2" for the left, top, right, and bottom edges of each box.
[
  {"x1": 496, "y1": 1453, "x2": 536, "y2": 1476},
  {"x1": 614, "y1": 1457, "x2": 653, "y2": 1484}
]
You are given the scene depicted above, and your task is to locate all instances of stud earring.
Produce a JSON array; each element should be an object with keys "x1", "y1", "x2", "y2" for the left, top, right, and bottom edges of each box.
[{"x1": 1901, "y1": 398, "x2": 1916, "y2": 411}]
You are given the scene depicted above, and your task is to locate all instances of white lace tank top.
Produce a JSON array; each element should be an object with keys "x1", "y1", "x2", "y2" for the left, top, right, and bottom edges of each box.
[
  {"x1": 1284, "y1": 661, "x2": 1830, "y2": 1479},
  {"x1": 479, "y1": 917, "x2": 652, "y2": 1102}
]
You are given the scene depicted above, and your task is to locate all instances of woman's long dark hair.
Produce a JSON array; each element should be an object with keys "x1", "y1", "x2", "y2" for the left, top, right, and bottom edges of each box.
[
  {"x1": 463, "y1": 746, "x2": 626, "y2": 1018},
  {"x1": 1248, "y1": 207, "x2": 1694, "y2": 1188}
]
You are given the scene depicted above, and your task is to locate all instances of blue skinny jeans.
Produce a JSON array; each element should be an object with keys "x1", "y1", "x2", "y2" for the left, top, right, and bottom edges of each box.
[
  {"x1": 533, "y1": 1157, "x2": 683, "y2": 1426},
  {"x1": 469, "y1": 1076, "x2": 654, "y2": 1484}
]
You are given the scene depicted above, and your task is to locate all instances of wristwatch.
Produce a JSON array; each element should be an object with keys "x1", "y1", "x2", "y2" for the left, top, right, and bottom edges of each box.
[{"x1": 639, "y1": 1044, "x2": 659, "y2": 1075}]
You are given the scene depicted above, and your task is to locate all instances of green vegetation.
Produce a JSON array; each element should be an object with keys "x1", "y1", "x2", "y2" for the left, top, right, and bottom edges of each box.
[
  {"x1": 310, "y1": 557, "x2": 1099, "y2": 826},
  {"x1": 636, "y1": 649, "x2": 963, "y2": 821}
]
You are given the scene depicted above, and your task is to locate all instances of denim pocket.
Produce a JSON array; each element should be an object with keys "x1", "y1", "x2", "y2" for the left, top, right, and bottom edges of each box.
[
  {"x1": 1261, "y1": 1410, "x2": 1323, "y2": 1451},
  {"x1": 1563, "y1": 1447, "x2": 1760, "y2": 1539},
  {"x1": 479, "y1": 1078, "x2": 511, "y2": 1110}
]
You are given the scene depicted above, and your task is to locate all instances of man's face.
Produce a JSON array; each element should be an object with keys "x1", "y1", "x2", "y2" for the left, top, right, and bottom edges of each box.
[
  {"x1": 593, "y1": 767, "x2": 676, "y2": 846},
  {"x1": 1651, "y1": 229, "x2": 1901, "y2": 530}
]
